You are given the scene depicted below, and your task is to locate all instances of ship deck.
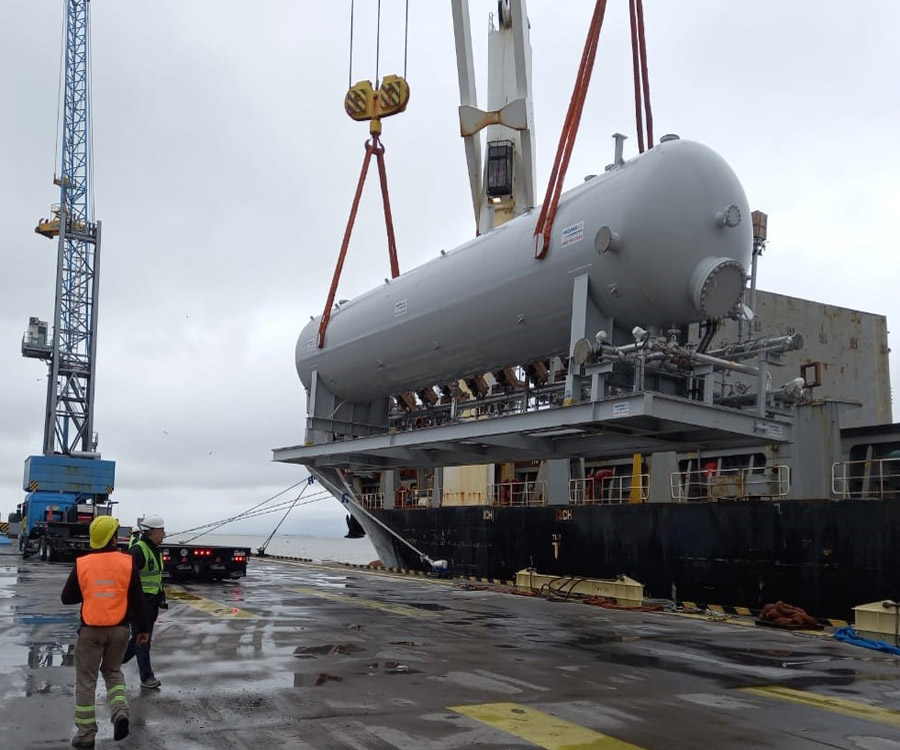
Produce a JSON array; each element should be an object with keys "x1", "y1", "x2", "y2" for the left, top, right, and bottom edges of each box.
[
  {"x1": 274, "y1": 391, "x2": 793, "y2": 469},
  {"x1": 3, "y1": 547, "x2": 900, "y2": 749}
]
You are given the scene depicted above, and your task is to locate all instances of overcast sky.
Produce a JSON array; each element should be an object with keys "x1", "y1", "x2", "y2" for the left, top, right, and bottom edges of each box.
[{"x1": 1, "y1": 1, "x2": 897, "y2": 539}]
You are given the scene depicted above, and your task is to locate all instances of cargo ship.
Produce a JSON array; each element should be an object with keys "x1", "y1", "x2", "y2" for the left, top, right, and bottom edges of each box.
[{"x1": 274, "y1": 2, "x2": 896, "y2": 619}]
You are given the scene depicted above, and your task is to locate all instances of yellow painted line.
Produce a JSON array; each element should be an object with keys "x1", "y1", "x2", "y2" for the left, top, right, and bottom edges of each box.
[
  {"x1": 741, "y1": 686, "x2": 900, "y2": 729},
  {"x1": 666, "y1": 611, "x2": 754, "y2": 627},
  {"x1": 449, "y1": 702, "x2": 646, "y2": 749},
  {"x1": 165, "y1": 585, "x2": 256, "y2": 619},
  {"x1": 289, "y1": 585, "x2": 438, "y2": 618}
]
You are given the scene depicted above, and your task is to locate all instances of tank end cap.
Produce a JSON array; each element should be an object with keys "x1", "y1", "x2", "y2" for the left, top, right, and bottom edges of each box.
[{"x1": 692, "y1": 257, "x2": 746, "y2": 320}]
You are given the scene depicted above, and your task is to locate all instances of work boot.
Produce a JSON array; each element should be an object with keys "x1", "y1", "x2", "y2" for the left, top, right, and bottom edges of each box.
[
  {"x1": 140, "y1": 676, "x2": 161, "y2": 689},
  {"x1": 71, "y1": 734, "x2": 95, "y2": 749},
  {"x1": 114, "y1": 715, "x2": 130, "y2": 741}
]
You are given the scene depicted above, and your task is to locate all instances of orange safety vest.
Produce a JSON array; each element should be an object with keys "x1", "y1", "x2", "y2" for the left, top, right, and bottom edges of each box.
[{"x1": 76, "y1": 552, "x2": 133, "y2": 626}]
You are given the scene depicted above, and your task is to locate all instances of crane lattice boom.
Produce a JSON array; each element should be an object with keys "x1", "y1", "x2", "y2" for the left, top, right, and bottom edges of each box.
[{"x1": 25, "y1": 0, "x2": 102, "y2": 458}]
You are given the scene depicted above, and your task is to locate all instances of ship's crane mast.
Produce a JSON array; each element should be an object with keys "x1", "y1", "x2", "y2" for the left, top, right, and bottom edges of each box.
[
  {"x1": 451, "y1": 0, "x2": 536, "y2": 234},
  {"x1": 24, "y1": 0, "x2": 102, "y2": 458}
]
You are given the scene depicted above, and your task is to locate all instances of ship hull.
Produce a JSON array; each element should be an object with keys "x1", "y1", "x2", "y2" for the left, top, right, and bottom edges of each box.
[{"x1": 356, "y1": 499, "x2": 900, "y2": 620}]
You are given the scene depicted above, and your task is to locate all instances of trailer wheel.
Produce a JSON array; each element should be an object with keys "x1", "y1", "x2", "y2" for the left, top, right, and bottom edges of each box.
[{"x1": 39, "y1": 537, "x2": 55, "y2": 562}]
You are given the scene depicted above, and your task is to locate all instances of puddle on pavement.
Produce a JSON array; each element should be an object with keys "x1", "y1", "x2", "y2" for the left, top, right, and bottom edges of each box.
[
  {"x1": 28, "y1": 642, "x2": 75, "y2": 668},
  {"x1": 364, "y1": 661, "x2": 421, "y2": 675},
  {"x1": 293, "y1": 644, "x2": 364, "y2": 658},
  {"x1": 0, "y1": 641, "x2": 75, "y2": 674},
  {"x1": 15, "y1": 613, "x2": 78, "y2": 626},
  {"x1": 571, "y1": 633, "x2": 636, "y2": 646},
  {"x1": 403, "y1": 602, "x2": 448, "y2": 611},
  {"x1": 0, "y1": 572, "x2": 17, "y2": 599},
  {"x1": 294, "y1": 673, "x2": 344, "y2": 687}
]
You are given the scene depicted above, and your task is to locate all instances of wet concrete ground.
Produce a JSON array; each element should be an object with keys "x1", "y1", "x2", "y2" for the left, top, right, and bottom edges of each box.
[{"x1": 3, "y1": 547, "x2": 900, "y2": 749}]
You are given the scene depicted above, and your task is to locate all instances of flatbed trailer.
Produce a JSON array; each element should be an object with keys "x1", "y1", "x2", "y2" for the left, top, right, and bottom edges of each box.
[
  {"x1": 12, "y1": 498, "x2": 127, "y2": 563},
  {"x1": 23, "y1": 519, "x2": 91, "y2": 561},
  {"x1": 160, "y1": 542, "x2": 250, "y2": 582}
]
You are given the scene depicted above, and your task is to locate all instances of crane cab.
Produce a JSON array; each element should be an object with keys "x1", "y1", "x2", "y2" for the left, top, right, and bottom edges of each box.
[{"x1": 35, "y1": 205, "x2": 61, "y2": 238}]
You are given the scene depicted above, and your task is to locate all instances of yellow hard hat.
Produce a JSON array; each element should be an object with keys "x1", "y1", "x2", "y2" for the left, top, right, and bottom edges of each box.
[{"x1": 90, "y1": 515, "x2": 120, "y2": 549}]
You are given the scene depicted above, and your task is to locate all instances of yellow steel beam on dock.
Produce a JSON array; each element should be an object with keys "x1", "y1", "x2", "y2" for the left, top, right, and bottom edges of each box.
[{"x1": 449, "y1": 702, "x2": 646, "y2": 749}]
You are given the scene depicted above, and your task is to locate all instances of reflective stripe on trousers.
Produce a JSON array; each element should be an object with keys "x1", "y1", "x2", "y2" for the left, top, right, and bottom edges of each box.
[{"x1": 73, "y1": 625, "x2": 130, "y2": 741}]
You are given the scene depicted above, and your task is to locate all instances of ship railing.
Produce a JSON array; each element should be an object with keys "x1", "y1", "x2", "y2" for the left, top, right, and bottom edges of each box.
[
  {"x1": 409, "y1": 489, "x2": 433, "y2": 508},
  {"x1": 569, "y1": 476, "x2": 650, "y2": 504},
  {"x1": 486, "y1": 481, "x2": 548, "y2": 507},
  {"x1": 393, "y1": 488, "x2": 434, "y2": 509},
  {"x1": 359, "y1": 492, "x2": 384, "y2": 510},
  {"x1": 832, "y1": 457, "x2": 900, "y2": 499},
  {"x1": 670, "y1": 464, "x2": 791, "y2": 502},
  {"x1": 387, "y1": 382, "x2": 566, "y2": 432}
]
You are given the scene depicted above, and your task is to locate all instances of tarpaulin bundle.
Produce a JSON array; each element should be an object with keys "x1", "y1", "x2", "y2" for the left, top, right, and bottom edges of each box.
[
  {"x1": 834, "y1": 627, "x2": 900, "y2": 656},
  {"x1": 758, "y1": 601, "x2": 819, "y2": 629}
]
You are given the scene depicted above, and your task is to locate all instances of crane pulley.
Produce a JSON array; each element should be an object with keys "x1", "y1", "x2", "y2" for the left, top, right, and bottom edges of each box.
[{"x1": 344, "y1": 74, "x2": 410, "y2": 136}]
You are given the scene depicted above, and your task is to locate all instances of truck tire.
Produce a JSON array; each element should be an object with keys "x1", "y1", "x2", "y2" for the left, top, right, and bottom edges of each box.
[
  {"x1": 39, "y1": 538, "x2": 51, "y2": 562},
  {"x1": 19, "y1": 534, "x2": 31, "y2": 558}
]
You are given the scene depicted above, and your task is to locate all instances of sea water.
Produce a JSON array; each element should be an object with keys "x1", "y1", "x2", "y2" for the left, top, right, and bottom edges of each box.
[{"x1": 163, "y1": 533, "x2": 379, "y2": 566}]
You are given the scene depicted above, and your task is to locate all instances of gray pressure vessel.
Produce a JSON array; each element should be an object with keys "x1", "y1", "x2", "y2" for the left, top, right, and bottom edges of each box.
[{"x1": 297, "y1": 138, "x2": 751, "y2": 403}]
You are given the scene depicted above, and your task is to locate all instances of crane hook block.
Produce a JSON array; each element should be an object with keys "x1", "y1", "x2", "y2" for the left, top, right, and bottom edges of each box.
[
  {"x1": 345, "y1": 80, "x2": 376, "y2": 120},
  {"x1": 344, "y1": 74, "x2": 410, "y2": 122}
]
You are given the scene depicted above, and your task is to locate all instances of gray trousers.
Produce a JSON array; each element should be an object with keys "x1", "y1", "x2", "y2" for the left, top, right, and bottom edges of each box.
[{"x1": 73, "y1": 624, "x2": 130, "y2": 741}]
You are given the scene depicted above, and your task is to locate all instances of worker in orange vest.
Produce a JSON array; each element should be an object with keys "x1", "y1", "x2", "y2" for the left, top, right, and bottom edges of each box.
[{"x1": 61, "y1": 516, "x2": 149, "y2": 749}]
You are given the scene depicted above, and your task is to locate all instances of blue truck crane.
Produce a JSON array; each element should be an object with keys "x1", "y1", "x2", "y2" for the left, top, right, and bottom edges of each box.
[{"x1": 14, "y1": 0, "x2": 120, "y2": 561}]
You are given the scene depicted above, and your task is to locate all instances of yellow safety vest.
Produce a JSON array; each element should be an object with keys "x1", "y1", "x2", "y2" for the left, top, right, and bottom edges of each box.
[{"x1": 135, "y1": 539, "x2": 163, "y2": 595}]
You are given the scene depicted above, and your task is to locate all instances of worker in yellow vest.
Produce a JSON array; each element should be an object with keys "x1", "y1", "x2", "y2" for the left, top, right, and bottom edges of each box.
[
  {"x1": 128, "y1": 523, "x2": 141, "y2": 549},
  {"x1": 122, "y1": 514, "x2": 167, "y2": 689},
  {"x1": 61, "y1": 516, "x2": 149, "y2": 750}
]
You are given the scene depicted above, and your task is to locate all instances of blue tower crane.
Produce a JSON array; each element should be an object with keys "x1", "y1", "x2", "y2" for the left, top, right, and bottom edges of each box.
[{"x1": 18, "y1": 0, "x2": 116, "y2": 561}]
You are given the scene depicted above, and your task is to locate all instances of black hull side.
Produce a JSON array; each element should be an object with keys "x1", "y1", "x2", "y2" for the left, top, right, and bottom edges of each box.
[{"x1": 370, "y1": 499, "x2": 900, "y2": 619}]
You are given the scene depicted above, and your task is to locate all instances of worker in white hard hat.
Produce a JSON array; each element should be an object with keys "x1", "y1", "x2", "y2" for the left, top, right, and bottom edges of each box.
[
  {"x1": 121, "y1": 514, "x2": 167, "y2": 689},
  {"x1": 61, "y1": 516, "x2": 150, "y2": 749},
  {"x1": 127, "y1": 519, "x2": 142, "y2": 548}
]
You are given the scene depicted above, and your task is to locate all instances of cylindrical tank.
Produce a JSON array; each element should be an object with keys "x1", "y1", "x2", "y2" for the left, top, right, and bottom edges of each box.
[{"x1": 297, "y1": 138, "x2": 751, "y2": 402}]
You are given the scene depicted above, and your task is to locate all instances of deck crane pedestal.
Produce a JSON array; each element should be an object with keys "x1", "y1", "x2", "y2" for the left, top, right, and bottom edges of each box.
[{"x1": 15, "y1": 0, "x2": 119, "y2": 561}]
